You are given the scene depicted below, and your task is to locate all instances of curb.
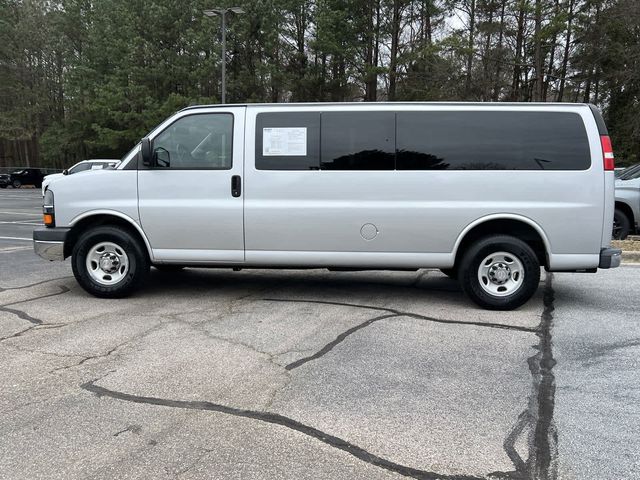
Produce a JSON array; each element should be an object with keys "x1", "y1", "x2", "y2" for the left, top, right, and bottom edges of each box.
[{"x1": 622, "y1": 251, "x2": 640, "y2": 264}]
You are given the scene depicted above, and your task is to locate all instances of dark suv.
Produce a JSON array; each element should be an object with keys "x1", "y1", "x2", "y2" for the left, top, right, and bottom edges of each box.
[{"x1": 0, "y1": 168, "x2": 44, "y2": 188}]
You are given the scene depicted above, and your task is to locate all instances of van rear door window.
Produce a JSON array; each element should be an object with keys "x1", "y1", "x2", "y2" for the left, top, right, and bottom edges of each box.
[
  {"x1": 320, "y1": 112, "x2": 395, "y2": 170},
  {"x1": 396, "y1": 111, "x2": 591, "y2": 170}
]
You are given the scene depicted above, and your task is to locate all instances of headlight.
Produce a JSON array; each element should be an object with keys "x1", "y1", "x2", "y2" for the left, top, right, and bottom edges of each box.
[{"x1": 43, "y1": 189, "x2": 55, "y2": 227}]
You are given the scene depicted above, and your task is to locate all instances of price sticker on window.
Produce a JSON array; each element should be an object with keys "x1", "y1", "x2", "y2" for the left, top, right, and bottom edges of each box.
[{"x1": 263, "y1": 127, "x2": 307, "y2": 156}]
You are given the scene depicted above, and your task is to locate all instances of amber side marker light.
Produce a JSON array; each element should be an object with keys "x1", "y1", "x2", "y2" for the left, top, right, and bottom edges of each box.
[{"x1": 43, "y1": 189, "x2": 55, "y2": 227}]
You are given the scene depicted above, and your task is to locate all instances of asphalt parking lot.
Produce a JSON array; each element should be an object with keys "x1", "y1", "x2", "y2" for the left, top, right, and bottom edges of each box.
[{"x1": 1, "y1": 189, "x2": 639, "y2": 480}]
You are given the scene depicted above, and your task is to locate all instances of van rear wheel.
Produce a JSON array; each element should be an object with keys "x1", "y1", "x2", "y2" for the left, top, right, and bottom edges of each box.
[
  {"x1": 72, "y1": 226, "x2": 149, "y2": 298},
  {"x1": 458, "y1": 235, "x2": 540, "y2": 310}
]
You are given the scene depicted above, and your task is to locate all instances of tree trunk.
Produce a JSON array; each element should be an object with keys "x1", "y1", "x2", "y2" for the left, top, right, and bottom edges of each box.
[
  {"x1": 558, "y1": 0, "x2": 575, "y2": 102},
  {"x1": 482, "y1": 5, "x2": 494, "y2": 101},
  {"x1": 424, "y1": 0, "x2": 432, "y2": 45},
  {"x1": 510, "y1": 2, "x2": 526, "y2": 100},
  {"x1": 465, "y1": 0, "x2": 476, "y2": 98},
  {"x1": 534, "y1": 0, "x2": 544, "y2": 101},
  {"x1": 544, "y1": 0, "x2": 561, "y2": 100},
  {"x1": 492, "y1": 0, "x2": 507, "y2": 100},
  {"x1": 364, "y1": 1, "x2": 378, "y2": 101},
  {"x1": 388, "y1": 0, "x2": 401, "y2": 101}
]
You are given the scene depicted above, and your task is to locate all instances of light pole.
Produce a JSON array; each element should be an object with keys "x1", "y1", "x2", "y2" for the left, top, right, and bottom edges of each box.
[{"x1": 203, "y1": 7, "x2": 244, "y2": 104}]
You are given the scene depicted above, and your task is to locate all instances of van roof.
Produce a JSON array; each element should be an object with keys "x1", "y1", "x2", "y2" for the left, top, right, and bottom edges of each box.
[
  {"x1": 180, "y1": 101, "x2": 592, "y2": 112},
  {"x1": 179, "y1": 101, "x2": 607, "y2": 135}
]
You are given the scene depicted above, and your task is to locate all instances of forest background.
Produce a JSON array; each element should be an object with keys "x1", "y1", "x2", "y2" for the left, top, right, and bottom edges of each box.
[{"x1": 1, "y1": 0, "x2": 638, "y2": 168}]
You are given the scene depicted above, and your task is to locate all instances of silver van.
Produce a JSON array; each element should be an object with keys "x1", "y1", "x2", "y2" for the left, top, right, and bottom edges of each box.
[{"x1": 34, "y1": 102, "x2": 621, "y2": 310}]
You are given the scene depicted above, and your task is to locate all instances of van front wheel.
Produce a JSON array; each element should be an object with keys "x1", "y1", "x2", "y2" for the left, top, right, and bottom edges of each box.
[
  {"x1": 458, "y1": 235, "x2": 540, "y2": 311},
  {"x1": 72, "y1": 226, "x2": 149, "y2": 298}
]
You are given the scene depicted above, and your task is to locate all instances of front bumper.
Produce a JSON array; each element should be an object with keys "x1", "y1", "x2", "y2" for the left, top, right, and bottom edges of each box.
[
  {"x1": 33, "y1": 227, "x2": 70, "y2": 261},
  {"x1": 599, "y1": 247, "x2": 622, "y2": 269}
]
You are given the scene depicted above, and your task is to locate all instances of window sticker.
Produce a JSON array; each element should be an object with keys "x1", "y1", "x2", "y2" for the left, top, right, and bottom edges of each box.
[{"x1": 263, "y1": 127, "x2": 307, "y2": 156}]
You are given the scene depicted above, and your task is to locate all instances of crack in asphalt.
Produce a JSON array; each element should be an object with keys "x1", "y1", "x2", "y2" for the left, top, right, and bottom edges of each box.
[
  {"x1": 168, "y1": 318, "x2": 294, "y2": 410},
  {"x1": 47, "y1": 319, "x2": 173, "y2": 374},
  {"x1": 264, "y1": 298, "x2": 537, "y2": 334},
  {"x1": 0, "y1": 286, "x2": 71, "y2": 343},
  {"x1": 531, "y1": 273, "x2": 558, "y2": 480},
  {"x1": 0, "y1": 323, "x2": 67, "y2": 343},
  {"x1": 113, "y1": 424, "x2": 142, "y2": 437},
  {"x1": 5, "y1": 343, "x2": 84, "y2": 359},
  {"x1": 49, "y1": 341, "x2": 130, "y2": 374},
  {"x1": 494, "y1": 273, "x2": 558, "y2": 480},
  {"x1": 0, "y1": 286, "x2": 70, "y2": 325},
  {"x1": 81, "y1": 380, "x2": 483, "y2": 480},
  {"x1": 0, "y1": 276, "x2": 73, "y2": 293},
  {"x1": 263, "y1": 298, "x2": 537, "y2": 371},
  {"x1": 2, "y1": 267, "x2": 558, "y2": 479},
  {"x1": 285, "y1": 313, "x2": 398, "y2": 370},
  {"x1": 76, "y1": 275, "x2": 555, "y2": 479}
]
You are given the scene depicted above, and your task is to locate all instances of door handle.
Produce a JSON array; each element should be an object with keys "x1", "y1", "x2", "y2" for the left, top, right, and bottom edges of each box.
[{"x1": 231, "y1": 175, "x2": 241, "y2": 197}]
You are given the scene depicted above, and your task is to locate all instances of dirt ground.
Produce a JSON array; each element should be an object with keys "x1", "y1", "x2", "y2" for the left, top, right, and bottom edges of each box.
[{"x1": 612, "y1": 238, "x2": 640, "y2": 251}]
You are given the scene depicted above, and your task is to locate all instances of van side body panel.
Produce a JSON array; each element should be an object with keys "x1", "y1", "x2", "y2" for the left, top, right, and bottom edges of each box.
[
  {"x1": 243, "y1": 104, "x2": 604, "y2": 270},
  {"x1": 53, "y1": 170, "x2": 140, "y2": 231}
]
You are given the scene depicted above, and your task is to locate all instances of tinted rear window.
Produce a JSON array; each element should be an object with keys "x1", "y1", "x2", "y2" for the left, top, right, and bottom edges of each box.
[
  {"x1": 320, "y1": 112, "x2": 395, "y2": 170},
  {"x1": 396, "y1": 111, "x2": 590, "y2": 170}
]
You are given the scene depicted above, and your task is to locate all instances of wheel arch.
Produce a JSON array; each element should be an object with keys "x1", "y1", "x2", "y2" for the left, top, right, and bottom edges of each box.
[
  {"x1": 615, "y1": 201, "x2": 635, "y2": 228},
  {"x1": 64, "y1": 210, "x2": 154, "y2": 261},
  {"x1": 452, "y1": 214, "x2": 551, "y2": 269}
]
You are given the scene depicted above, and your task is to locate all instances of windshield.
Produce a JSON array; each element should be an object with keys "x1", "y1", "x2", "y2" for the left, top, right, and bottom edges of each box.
[
  {"x1": 620, "y1": 167, "x2": 640, "y2": 180},
  {"x1": 68, "y1": 163, "x2": 93, "y2": 174},
  {"x1": 618, "y1": 164, "x2": 640, "y2": 180}
]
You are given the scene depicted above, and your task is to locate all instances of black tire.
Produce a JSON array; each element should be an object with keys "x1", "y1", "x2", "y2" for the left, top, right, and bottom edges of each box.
[
  {"x1": 34, "y1": 182, "x2": 42, "y2": 189},
  {"x1": 153, "y1": 265, "x2": 185, "y2": 272},
  {"x1": 439, "y1": 268, "x2": 457, "y2": 279},
  {"x1": 72, "y1": 225, "x2": 149, "y2": 298},
  {"x1": 12, "y1": 180, "x2": 21, "y2": 188},
  {"x1": 458, "y1": 235, "x2": 540, "y2": 311},
  {"x1": 612, "y1": 208, "x2": 631, "y2": 240},
  {"x1": 0, "y1": 185, "x2": 6, "y2": 188}
]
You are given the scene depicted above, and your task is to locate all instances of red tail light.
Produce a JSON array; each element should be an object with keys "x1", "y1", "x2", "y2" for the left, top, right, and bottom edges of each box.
[{"x1": 601, "y1": 135, "x2": 615, "y2": 171}]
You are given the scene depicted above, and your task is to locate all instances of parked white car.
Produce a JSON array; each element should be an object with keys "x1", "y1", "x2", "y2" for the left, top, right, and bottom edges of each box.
[
  {"x1": 34, "y1": 102, "x2": 620, "y2": 310},
  {"x1": 42, "y1": 159, "x2": 120, "y2": 195},
  {"x1": 614, "y1": 164, "x2": 640, "y2": 239}
]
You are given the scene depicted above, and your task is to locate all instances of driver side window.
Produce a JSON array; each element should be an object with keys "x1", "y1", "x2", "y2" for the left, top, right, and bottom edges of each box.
[{"x1": 152, "y1": 113, "x2": 233, "y2": 169}]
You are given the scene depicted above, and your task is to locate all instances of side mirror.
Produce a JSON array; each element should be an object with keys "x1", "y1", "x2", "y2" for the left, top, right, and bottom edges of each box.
[
  {"x1": 154, "y1": 147, "x2": 171, "y2": 168},
  {"x1": 62, "y1": 169, "x2": 68, "y2": 175},
  {"x1": 141, "y1": 137, "x2": 152, "y2": 167}
]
